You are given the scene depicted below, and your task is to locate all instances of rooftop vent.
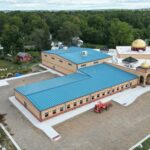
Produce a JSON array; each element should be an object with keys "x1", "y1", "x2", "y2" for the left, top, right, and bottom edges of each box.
[
  {"x1": 63, "y1": 46, "x2": 68, "y2": 50},
  {"x1": 82, "y1": 51, "x2": 88, "y2": 57}
]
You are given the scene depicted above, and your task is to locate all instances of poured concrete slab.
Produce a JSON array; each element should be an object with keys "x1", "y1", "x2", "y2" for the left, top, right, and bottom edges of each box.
[{"x1": 0, "y1": 80, "x2": 9, "y2": 87}]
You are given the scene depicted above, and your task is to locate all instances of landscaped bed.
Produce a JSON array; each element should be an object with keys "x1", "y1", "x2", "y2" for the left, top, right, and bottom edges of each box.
[
  {"x1": 134, "y1": 137, "x2": 150, "y2": 150},
  {"x1": 0, "y1": 126, "x2": 17, "y2": 150},
  {"x1": 0, "y1": 59, "x2": 45, "y2": 79}
]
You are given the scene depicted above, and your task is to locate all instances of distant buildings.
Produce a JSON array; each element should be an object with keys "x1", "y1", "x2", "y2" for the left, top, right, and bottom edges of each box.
[
  {"x1": 0, "y1": 44, "x2": 3, "y2": 50},
  {"x1": 116, "y1": 39, "x2": 150, "y2": 59},
  {"x1": 17, "y1": 52, "x2": 32, "y2": 62}
]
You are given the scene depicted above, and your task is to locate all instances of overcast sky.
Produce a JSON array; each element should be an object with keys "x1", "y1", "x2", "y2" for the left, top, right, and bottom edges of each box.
[{"x1": 0, "y1": 0, "x2": 150, "y2": 11}]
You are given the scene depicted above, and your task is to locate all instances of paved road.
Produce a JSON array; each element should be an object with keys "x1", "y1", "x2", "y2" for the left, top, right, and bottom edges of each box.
[{"x1": 0, "y1": 72, "x2": 150, "y2": 150}]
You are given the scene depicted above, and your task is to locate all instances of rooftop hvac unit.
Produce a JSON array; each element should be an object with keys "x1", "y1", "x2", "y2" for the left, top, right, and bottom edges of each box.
[
  {"x1": 63, "y1": 46, "x2": 68, "y2": 50},
  {"x1": 82, "y1": 51, "x2": 88, "y2": 56}
]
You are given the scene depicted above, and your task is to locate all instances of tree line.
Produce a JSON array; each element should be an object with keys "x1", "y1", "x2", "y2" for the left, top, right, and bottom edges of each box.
[{"x1": 0, "y1": 10, "x2": 150, "y2": 55}]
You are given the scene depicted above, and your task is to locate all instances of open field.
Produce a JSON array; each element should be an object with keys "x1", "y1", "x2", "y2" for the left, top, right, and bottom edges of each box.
[{"x1": 0, "y1": 72, "x2": 149, "y2": 150}]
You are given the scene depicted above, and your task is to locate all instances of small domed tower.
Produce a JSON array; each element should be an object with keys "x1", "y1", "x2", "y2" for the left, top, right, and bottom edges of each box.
[
  {"x1": 131, "y1": 39, "x2": 146, "y2": 51},
  {"x1": 136, "y1": 61, "x2": 150, "y2": 86}
]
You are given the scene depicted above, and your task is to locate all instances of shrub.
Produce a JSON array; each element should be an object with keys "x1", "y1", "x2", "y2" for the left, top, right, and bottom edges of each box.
[{"x1": 19, "y1": 68, "x2": 32, "y2": 74}]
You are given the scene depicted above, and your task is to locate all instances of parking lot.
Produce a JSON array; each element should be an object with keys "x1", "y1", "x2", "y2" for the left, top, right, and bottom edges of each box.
[{"x1": 0, "y1": 72, "x2": 150, "y2": 150}]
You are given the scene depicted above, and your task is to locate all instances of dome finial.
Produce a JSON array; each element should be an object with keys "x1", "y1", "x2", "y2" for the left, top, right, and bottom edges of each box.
[
  {"x1": 141, "y1": 60, "x2": 150, "y2": 69},
  {"x1": 131, "y1": 39, "x2": 146, "y2": 51}
]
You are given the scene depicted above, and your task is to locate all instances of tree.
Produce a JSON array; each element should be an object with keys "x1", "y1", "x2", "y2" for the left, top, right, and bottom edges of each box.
[
  {"x1": 57, "y1": 21, "x2": 81, "y2": 44},
  {"x1": 108, "y1": 19, "x2": 134, "y2": 48},
  {"x1": 1, "y1": 24, "x2": 23, "y2": 55},
  {"x1": 133, "y1": 28, "x2": 145, "y2": 39},
  {"x1": 30, "y1": 26, "x2": 51, "y2": 51}
]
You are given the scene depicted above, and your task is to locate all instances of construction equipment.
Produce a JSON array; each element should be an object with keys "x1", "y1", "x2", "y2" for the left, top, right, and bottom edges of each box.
[{"x1": 94, "y1": 101, "x2": 112, "y2": 113}]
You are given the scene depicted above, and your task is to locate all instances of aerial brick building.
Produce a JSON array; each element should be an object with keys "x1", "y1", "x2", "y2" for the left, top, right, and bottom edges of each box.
[{"x1": 15, "y1": 47, "x2": 140, "y2": 121}]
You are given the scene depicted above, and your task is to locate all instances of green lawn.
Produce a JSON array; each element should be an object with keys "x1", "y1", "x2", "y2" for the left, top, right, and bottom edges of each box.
[
  {"x1": 134, "y1": 137, "x2": 150, "y2": 150},
  {"x1": 0, "y1": 127, "x2": 17, "y2": 150},
  {"x1": 0, "y1": 59, "x2": 42, "y2": 79}
]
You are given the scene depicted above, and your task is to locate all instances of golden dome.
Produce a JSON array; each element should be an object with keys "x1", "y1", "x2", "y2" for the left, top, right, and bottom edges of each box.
[
  {"x1": 141, "y1": 61, "x2": 150, "y2": 69},
  {"x1": 131, "y1": 39, "x2": 146, "y2": 49}
]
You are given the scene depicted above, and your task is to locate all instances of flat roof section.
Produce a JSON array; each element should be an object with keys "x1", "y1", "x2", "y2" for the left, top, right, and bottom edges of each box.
[
  {"x1": 16, "y1": 72, "x2": 89, "y2": 96},
  {"x1": 16, "y1": 63, "x2": 138, "y2": 111},
  {"x1": 43, "y1": 47, "x2": 111, "y2": 64}
]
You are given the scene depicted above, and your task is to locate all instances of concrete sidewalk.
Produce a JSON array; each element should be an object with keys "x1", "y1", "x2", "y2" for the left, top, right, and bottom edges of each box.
[
  {"x1": 113, "y1": 86, "x2": 150, "y2": 106},
  {"x1": 39, "y1": 64, "x2": 64, "y2": 76},
  {"x1": 0, "y1": 64, "x2": 63, "y2": 87},
  {"x1": 0, "y1": 70, "x2": 49, "y2": 87},
  {"x1": 0, "y1": 80, "x2": 9, "y2": 87}
]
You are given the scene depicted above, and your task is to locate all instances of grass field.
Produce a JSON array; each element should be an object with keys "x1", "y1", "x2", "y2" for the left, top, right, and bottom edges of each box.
[{"x1": 134, "y1": 137, "x2": 150, "y2": 150}]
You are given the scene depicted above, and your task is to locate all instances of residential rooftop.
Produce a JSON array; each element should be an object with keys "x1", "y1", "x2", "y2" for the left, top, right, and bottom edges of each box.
[
  {"x1": 16, "y1": 63, "x2": 138, "y2": 111},
  {"x1": 43, "y1": 47, "x2": 111, "y2": 64}
]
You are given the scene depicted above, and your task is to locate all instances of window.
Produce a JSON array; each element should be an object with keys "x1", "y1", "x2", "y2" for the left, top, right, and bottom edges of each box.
[
  {"x1": 117, "y1": 87, "x2": 119, "y2": 91},
  {"x1": 94, "y1": 61, "x2": 98, "y2": 64},
  {"x1": 51, "y1": 57, "x2": 55, "y2": 60},
  {"x1": 59, "y1": 60, "x2": 63, "y2": 62},
  {"x1": 102, "y1": 92, "x2": 105, "y2": 96},
  {"x1": 45, "y1": 112, "x2": 49, "y2": 117},
  {"x1": 81, "y1": 64, "x2": 86, "y2": 67},
  {"x1": 24, "y1": 101, "x2": 27, "y2": 108},
  {"x1": 44, "y1": 54, "x2": 47, "y2": 57},
  {"x1": 68, "y1": 63, "x2": 72, "y2": 66},
  {"x1": 80, "y1": 100, "x2": 83, "y2": 104},
  {"x1": 112, "y1": 89, "x2": 115, "y2": 93},
  {"x1": 107, "y1": 91, "x2": 110, "y2": 95},
  {"x1": 86, "y1": 98, "x2": 89, "y2": 102},
  {"x1": 67, "y1": 104, "x2": 70, "y2": 109},
  {"x1": 60, "y1": 107, "x2": 63, "y2": 111},
  {"x1": 97, "y1": 94, "x2": 100, "y2": 98},
  {"x1": 126, "y1": 84, "x2": 128, "y2": 88},
  {"x1": 130, "y1": 83, "x2": 132, "y2": 86},
  {"x1": 121, "y1": 86, "x2": 124, "y2": 89},
  {"x1": 92, "y1": 96, "x2": 94, "y2": 100},
  {"x1": 53, "y1": 110, "x2": 56, "y2": 114},
  {"x1": 73, "y1": 102, "x2": 77, "y2": 107}
]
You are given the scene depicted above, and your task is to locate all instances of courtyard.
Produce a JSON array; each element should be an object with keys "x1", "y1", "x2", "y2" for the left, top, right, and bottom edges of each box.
[{"x1": 0, "y1": 72, "x2": 149, "y2": 150}]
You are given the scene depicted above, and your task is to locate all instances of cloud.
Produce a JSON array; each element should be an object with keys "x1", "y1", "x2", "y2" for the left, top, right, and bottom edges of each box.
[{"x1": 0, "y1": 0, "x2": 150, "y2": 10}]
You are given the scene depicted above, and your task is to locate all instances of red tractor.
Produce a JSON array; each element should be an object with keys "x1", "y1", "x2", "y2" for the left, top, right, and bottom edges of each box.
[{"x1": 94, "y1": 101, "x2": 112, "y2": 113}]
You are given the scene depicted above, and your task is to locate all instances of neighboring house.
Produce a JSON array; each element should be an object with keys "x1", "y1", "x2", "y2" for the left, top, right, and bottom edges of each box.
[
  {"x1": 24, "y1": 45, "x2": 35, "y2": 50},
  {"x1": 0, "y1": 44, "x2": 3, "y2": 50},
  {"x1": 0, "y1": 44, "x2": 4, "y2": 55},
  {"x1": 17, "y1": 52, "x2": 32, "y2": 62}
]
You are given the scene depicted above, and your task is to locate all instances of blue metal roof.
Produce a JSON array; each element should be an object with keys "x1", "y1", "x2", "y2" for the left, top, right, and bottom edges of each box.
[
  {"x1": 43, "y1": 47, "x2": 111, "y2": 64},
  {"x1": 16, "y1": 72, "x2": 88, "y2": 95},
  {"x1": 16, "y1": 63, "x2": 138, "y2": 111}
]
